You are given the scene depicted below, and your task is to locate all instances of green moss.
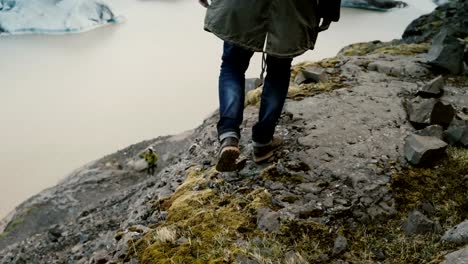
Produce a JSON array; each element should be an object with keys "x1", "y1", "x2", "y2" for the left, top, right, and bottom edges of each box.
[
  {"x1": 339, "y1": 41, "x2": 429, "y2": 56},
  {"x1": 336, "y1": 147, "x2": 468, "y2": 263},
  {"x1": 260, "y1": 165, "x2": 305, "y2": 184},
  {"x1": 373, "y1": 43, "x2": 429, "y2": 56},
  {"x1": 430, "y1": 21, "x2": 443, "y2": 28},
  {"x1": 391, "y1": 147, "x2": 468, "y2": 218},
  {"x1": 3, "y1": 217, "x2": 24, "y2": 234},
  {"x1": 130, "y1": 169, "x2": 275, "y2": 263}
]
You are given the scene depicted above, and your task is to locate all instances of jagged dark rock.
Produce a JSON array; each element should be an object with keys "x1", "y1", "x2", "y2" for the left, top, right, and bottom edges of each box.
[
  {"x1": 415, "y1": 125, "x2": 444, "y2": 140},
  {"x1": 405, "y1": 98, "x2": 455, "y2": 129},
  {"x1": 403, "y1": 210, "x2": 442, "y2": 236},
  {"x1": 403, "y1": 0, "x2": 468, "y2": 43},
  {"x1": 416, "y1": 75, "x2": 444, "y2": 98},
  {"x1": 404, "y1": 134, "x2": 448, "y2": 166},
  {"x1": 294, "y1": 67, "x2": 328, "y2": 85},
  {"x1": 427, "y1": 29, "x2": 465, "y2": 74},
  {"x1": 406, "y1": 98, "x2": 436, "y2": 128},
  {"x1": 444, "y1": 123, "x2": 468, "y2": 147},
  {"x1": 430, "y1": 101, "x2": 456, "y2": 129}
]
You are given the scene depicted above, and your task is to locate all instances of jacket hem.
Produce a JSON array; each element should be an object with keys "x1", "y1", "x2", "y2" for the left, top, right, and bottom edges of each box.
[{"x1": 204, "y1": 25, "x2": 314, "y2": 59}]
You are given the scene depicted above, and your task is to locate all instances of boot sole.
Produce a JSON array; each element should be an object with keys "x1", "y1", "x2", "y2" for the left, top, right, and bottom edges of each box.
[
  {"x1": 253, "y1": 151, "x2": 274, "y2": 164},
  {"x1": 253, "y1": 140, "x2": 283, "y2": 164},
  {"x1": 216, "y1": 147, "x2": 240, "y2": 172}
]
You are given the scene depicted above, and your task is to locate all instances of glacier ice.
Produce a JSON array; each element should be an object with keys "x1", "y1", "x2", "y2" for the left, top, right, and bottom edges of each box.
[{"x1": 0, "y1": 0, "x2": 123, "y2": 36}]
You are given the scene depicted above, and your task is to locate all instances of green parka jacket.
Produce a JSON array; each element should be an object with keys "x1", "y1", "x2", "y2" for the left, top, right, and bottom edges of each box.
[{"x1": 204, "y1": 0, "x2": 341, "y2": 58}]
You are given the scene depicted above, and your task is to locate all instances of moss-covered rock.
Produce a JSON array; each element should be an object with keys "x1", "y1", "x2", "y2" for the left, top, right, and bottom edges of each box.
[{"x1": 339, "y1": 40, "x2": 429, "y2": 56}]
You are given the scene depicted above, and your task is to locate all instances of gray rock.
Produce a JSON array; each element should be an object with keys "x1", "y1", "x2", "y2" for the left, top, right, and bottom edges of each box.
[
  {"x1": 442, "y1": 220, "x2": 468, "y2": 245},
  {"x1": 332, "y1": 235, "x2": 348, "y2": 256},
  {"x1": 245, "y1": 78, "x2": 262, "y2": 93},
  {"x1": 444, "y1": 125, "x2": 468, "y2": 147},
  {"x1": 295, "y1": 67, "x2": 328, "y2": 85},
  {"x1": 406, "y1": 98, "x2": 436, "y2": 127},
  {"x1": 415, "y1": 125, "x2": 444, "y2": 140},
  {"x1": 404, "y1": 134, "x2": 448, "y2": 166},
  {"x1": 403, "y1": 210, "x2": 442, "y2": 236},
  {"x1": 416, "y1": 75, "x2": 444, "y2": 98},
  {"x1": 427, "y1": 28, "x2": 465, "y2": 75},
  {"x1": 256, "y1": 207, "x2": 280, "y2": 233},
  {"x1": 430, "y1": 101, "x2": 455, "y2": 129},
  {"x1": 441, "y1": 246, "x2": 468, "y2": 264}
]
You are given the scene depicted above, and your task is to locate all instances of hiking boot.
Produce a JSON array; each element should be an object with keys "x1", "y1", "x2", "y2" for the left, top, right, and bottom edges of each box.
[
  {"x1": 253, "y1": 137, "x2": 283, "y2": 163},
  {"x1": 216, "y1": 137, "x2": 240, "y2": 172}
]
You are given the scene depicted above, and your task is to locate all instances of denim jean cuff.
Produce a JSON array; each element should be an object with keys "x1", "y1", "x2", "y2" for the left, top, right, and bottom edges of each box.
[{"x1": 219, "y1": 131, "x2": 239, "y2": 142}]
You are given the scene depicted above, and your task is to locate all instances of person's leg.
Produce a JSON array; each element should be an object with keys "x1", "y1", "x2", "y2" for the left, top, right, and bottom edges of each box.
[
  {"x1": 216, "y1": 42, "x2": 254, "y2": 172},
  {"x1": 252, "y1": 55, "x2": 292, "y2": 144},
  {"x1": 251, "y1": 55, "x2": 292, "y2": 163},
  {"x1": 217, "y1": 42, "x2": 254, "y2": 141}
]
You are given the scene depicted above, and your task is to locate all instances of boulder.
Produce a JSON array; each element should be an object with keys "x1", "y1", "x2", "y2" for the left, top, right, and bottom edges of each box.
[
  {"x1": 295, "y1": 67, "x2": 328, "y2": 85},
  {"x1": 404, "y1": 134, "x2": 448, "y2": 166},
  {"x1": 442, "y1": 220, "x2": 468, "y2": 245},
  {"x1": 406, "y1": 98, "x2": 436, "y2": 128},
  {"x1": 427, "y1": 29, "x2": 465, "y2": 74},
  {"x1": 444, "y1": 125, "x2": 468, "y2": 147},
  {"x1": 403, "y1": 0, "x2": 468, "y2": 43},
  {"x1": 415, "y1": 125, "x2": 444, "y2": 140},
  {"x1": 441, "y1": 246, "x2": 468, "y2": 264},
  {"x1": 403, "y1": 210, "x2": 442, "y2": 236},
  {"x1": 406, "y1": 99, "x2": 454, "y2": 129},
  {"x1": 430, "y1": 101, "x2": 456, "y2": 129},
  {"x1": 416, "y1": 75, "x2": 444, "y2": 98}
]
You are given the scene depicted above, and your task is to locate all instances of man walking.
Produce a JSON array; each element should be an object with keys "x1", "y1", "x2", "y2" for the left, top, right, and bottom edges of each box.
[
  {"x1": 141, "y1": 147, "x2": 158, "y2": 175},
  {"x1": 199, "y1": 0, "x2": 341, "y2": 172}
]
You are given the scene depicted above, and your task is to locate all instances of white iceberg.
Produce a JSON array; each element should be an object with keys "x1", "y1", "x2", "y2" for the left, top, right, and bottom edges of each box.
[{"x1": 0, "y1": 0, "x2": 123, "y2": 36}]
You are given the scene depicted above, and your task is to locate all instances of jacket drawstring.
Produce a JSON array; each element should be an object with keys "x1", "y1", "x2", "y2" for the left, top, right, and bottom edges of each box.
[
  {"x1": 260, "y1": 50, "x2": 267, "y2": 83},
  {"x1": 260, "y1": 33, "x2": 268, "y2": 83}
]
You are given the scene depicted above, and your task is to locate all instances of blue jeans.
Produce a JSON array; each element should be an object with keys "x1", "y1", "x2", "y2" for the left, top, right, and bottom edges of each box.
[{"x1": 217, "y1": 42, "x2": 293, "y2": 144}]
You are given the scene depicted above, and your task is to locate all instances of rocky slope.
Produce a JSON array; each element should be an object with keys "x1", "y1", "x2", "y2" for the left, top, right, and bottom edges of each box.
[{"x1": 1, "y1": 2, "x2": 468, "y2": 264}]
